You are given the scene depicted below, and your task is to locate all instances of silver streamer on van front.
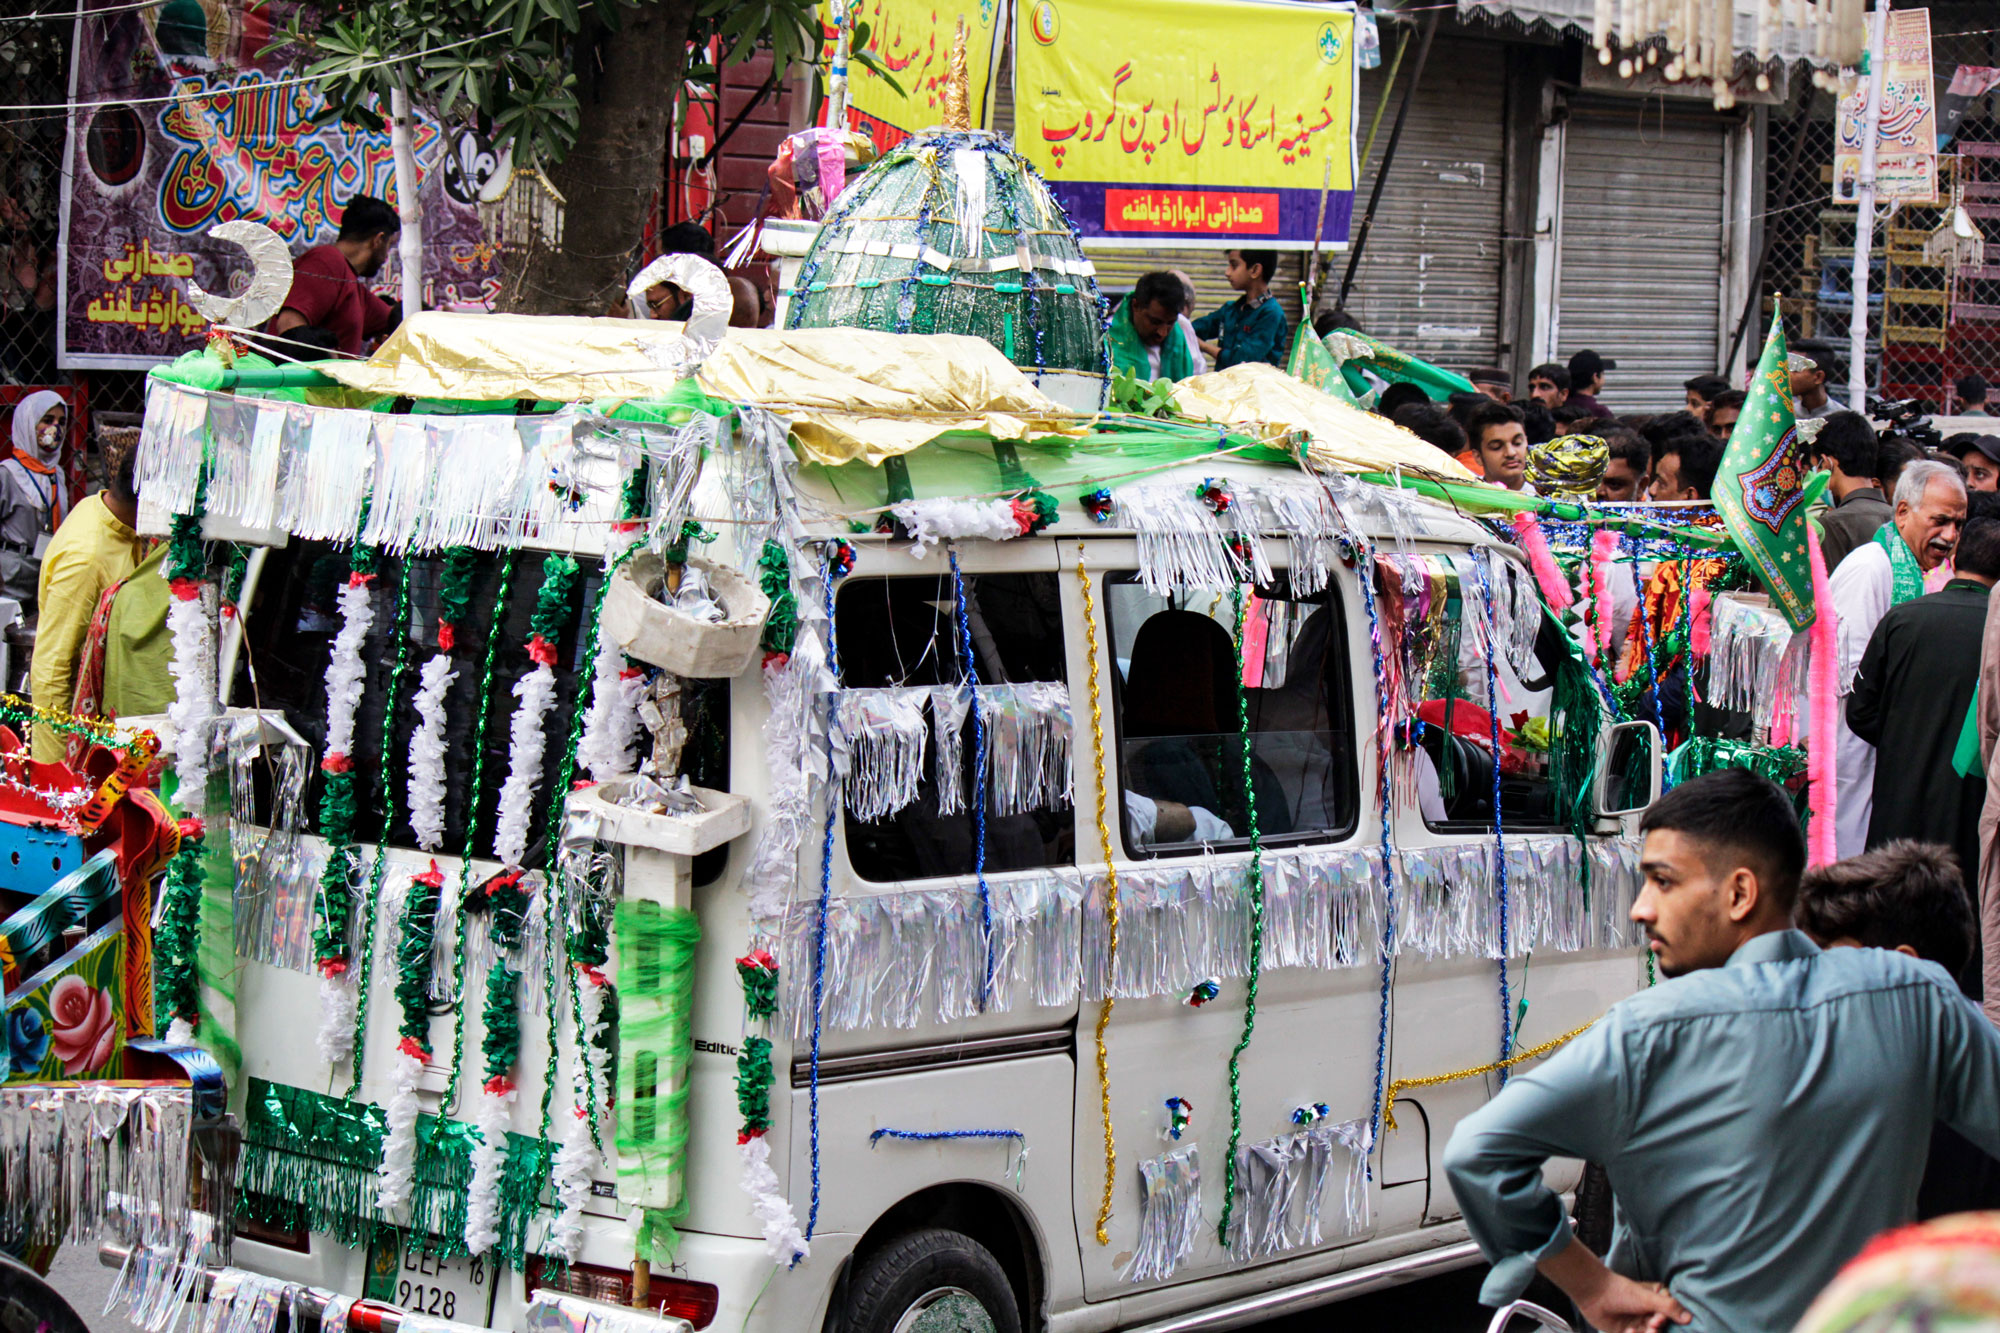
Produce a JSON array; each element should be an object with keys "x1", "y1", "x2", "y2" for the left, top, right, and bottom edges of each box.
[
  {"x1": 1127, "y1": 1145, "x2": 1203, "y2": 1284},
  {"x1": 1223, "y1": 1117, "x2": 1370, "y2": 1260}
]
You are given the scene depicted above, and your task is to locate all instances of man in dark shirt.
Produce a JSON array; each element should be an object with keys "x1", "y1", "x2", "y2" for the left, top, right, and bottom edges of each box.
[
  {"x1": 1847, "y1": 516, "x2": 2000, "y2": 912},
  {"x1": 271, "y1": 195, "x2": 402, "y2": 356},
  {"x1": 1814, "y1": 411, "x2": 1892, "y2": 570},
  {"x1": 1565, "y1": 349, "x2": 1612, "y2": 416}
]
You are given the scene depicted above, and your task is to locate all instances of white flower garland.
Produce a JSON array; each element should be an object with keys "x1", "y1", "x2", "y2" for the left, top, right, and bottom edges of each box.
[
  {"x1": 165, "y1": 590, "x2": 216, "y2": 802},
  {"x1": 408, "y1": 654, "x2": 457, "y2": 852},
  {"x1": 576, "y1": 645, "x2": 646, "y2": 783},
  {"x1": 550, "y1": 967, "x2": 611, "y2": 1261},
  {"x1": 888, "y1": 497, "x2": 1020, "y2": 556},
  {"x1": 315, "y1": 972, "x2": 358, "y2": 1066},
  {"x1": 315, "y1": 574, "x2": 376, "y2": 1066},
  {"x1": 739, "y1": 1135, "x2": 808, "y2": 1265},
  {"x1": 463, "y1": 1081, "x2": 515, "y2": 1253},
  {"x1": 492, "y1": 663, "x2": 558, "y2": 869},
  {"x1": 323, "y1": 577, "x2": 375, "y2": 758},
  {"x1": 376, "y1": 1042, "x2": 426, "y2": 1215}
]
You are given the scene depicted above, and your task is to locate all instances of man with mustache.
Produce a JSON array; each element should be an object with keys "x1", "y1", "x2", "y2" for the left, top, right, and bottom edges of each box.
[
  {"x1": 1825, "y1": 458, "x2": 1967, "y2": 857},
  {"x1": 1444, "y1": 770, "x2": 2000, "y2": 1333}
]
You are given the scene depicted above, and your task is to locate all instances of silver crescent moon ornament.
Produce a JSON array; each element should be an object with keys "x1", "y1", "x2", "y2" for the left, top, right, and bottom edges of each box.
[{"x1": 185, "y1": 220, "x2": 294, "y2": 327}]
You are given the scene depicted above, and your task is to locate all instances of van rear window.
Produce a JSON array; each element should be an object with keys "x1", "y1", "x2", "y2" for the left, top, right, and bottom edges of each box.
[{"x1": 233, "y1": 543, "x2": 725, "y2": 867}]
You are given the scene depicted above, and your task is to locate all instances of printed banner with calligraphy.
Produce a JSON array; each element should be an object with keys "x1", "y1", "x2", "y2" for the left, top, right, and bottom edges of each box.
[
  {"x1": 1013, "y1": 0, "x2": 1356, "y2": 249},
  {"x1": 823, "y1": 0, "x2": 1004, "y2": 152},
  {"x1": 60, "y1": 0, "x2": 504, "y2": 369},
  {"x1": 1834, "y1": 7, "x2": 1938, "y2": 205}
]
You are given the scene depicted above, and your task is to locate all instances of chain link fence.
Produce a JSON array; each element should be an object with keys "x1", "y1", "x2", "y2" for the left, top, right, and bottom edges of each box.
[{"x1": 1759, "y1": 6, "x2": 2000, "y2": 414}]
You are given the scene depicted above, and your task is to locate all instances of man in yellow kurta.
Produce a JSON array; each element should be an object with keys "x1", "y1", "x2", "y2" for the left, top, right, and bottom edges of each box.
[{"x1": 29, "y1": 454, "x2": 146, "y2": 762}]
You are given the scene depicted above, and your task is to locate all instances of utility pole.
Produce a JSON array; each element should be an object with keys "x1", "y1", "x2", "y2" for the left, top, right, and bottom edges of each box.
[
  {"x1": 389, "y1": 79, "x2": 424, "y2": 318},
  {"x1": 1847, "y1": 0, "x2": 1889, "y2": 412}
]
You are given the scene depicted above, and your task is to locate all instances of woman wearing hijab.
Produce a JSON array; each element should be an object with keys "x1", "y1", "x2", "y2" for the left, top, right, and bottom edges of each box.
[{"x1": 1, "y1": 390, "x2": 68, "y2": 557}]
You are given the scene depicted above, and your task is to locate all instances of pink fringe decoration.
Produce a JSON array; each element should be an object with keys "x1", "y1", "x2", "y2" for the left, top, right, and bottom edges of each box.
[
  {"x1": 1690, "y1": 587, "x2": 1713, "y2": 657},
  {"x1": 1590, "y1": 529, "x2": 1619, "y2": 659},
  {"x1": 1806, "y1": 527, "x2": 1839, "y2": 867},
  {"x1": 1515, "y1": 512, "x2": 1572, "y2": 610}
]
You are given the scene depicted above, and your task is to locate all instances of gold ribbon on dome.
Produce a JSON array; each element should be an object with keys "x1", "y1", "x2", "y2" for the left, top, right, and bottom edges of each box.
[{"x1": 1172, "y1": 363, "x2": 1479, "y2": 481}]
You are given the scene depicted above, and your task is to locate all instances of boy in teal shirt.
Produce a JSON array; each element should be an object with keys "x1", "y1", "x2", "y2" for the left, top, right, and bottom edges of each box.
[{"x1": 1192, "y1": 249, "x2": 1288, "y2": 370}]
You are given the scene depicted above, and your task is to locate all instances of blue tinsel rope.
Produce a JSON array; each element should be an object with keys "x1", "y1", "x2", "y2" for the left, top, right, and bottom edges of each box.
[
  {"x1": 1358, "y1": 550, "x2": 1399, "y2": 1166},
  {"x1": 869, "y1": 1127, "x2": 1024, "y2": 1145},
  {"x1": 948, "y1": 548, "x2": 996, "y2": 1007},
  {"x1": 1476, "y1": 551, "x2": 1514, "y2": 1074},
  {"x1": 805, "y1": 547, "x2": 847, "y2": 1248}
]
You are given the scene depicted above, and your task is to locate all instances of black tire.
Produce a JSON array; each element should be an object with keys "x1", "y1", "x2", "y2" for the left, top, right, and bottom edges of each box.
[
  {"x1": 841, "y1": 1228, "x2": 1023, "y2": 1333},
  {"x1": 1573, "y1": 1161, "x2": 1615, "y2": 1256}
]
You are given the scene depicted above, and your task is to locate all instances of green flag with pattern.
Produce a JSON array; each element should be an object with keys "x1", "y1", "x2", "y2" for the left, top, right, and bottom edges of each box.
[
  {"x1": 1712, "y1": 312, "x2": 1815, "y2": 632},
  {"x1": 1287, "y1": 319, "x2": 1360, "y2": 404}
]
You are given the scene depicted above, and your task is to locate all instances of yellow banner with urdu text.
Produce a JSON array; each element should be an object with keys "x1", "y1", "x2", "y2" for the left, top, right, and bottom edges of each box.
[
  {"x1": 1013, "y1": 0, "x2": 1356, "y2": 247},
  {"x1": 822, "y1": 0, "x2": 1003, "y2": 151}
]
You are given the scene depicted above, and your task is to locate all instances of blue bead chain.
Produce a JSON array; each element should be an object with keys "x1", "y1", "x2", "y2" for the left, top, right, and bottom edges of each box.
[
  {"x1": 948, "y1": 549, "x2": 996, "y2": 1007},
  {"x1": 869, "y1": 1127, "x2": 1024, "y2": 1145},
  {"x1": 1358, "y1": 551, "x2": 1399, "y2": 1165},
  {"x1": 805, "y1": 547, "x2": 847, "y2": 1248}
]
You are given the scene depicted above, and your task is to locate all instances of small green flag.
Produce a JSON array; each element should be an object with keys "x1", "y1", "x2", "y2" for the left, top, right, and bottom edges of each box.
[
  {"x1": 1712, "y1": 312, "x2": 1816, "y2": 632},
  {"x1": 1322, "y1": 328, "x2": 1478, "y2": 405},
  {"x1": 1287, "y1": 319, "x2": 1360, "y2": 403}
]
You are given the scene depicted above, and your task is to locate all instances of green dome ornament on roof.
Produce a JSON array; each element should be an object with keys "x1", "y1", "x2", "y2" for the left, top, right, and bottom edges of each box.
[{"x1": 786, "y1": 23, "x2": 1108, "y2": 407}]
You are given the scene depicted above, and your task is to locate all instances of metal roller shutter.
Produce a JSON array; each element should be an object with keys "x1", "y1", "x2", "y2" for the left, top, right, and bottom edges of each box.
[
  {"x1": 1556, "y1": 98, "x2": 1728, "y2": 412},
  {"x1": 992, "y1": 38, "x2": 1305, "y2": 330},
  {"x1": 1341, "y1": 36, "x2": 1509, "y2": 372}
]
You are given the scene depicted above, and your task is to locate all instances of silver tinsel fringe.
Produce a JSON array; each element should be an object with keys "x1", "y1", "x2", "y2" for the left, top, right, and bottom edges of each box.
[
  {"x1": 764, "y1": 835, "x2": 1642, "y2": 1034},
  {"x1": 833, "y1": 688, "x2": 931, "y2": 821},
  {"x1": 0, "y1": 1085, "x2": 201, "y2": 1253},
  {"x1": 1127, "y1": 1144, "x2": 1203, "y2": 1284},
  {"x1": 1706, "y1": 594, "x2": 1805, "y2": 736},
  {"x1": 1224, "y1": 1118, "x2": 1370, "y2": 1261}
]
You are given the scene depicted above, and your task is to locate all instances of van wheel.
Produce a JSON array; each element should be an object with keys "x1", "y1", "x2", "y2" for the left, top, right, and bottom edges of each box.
[{"x1": 842, "y1": 1228, "x2": 1022, "y2": 1333}]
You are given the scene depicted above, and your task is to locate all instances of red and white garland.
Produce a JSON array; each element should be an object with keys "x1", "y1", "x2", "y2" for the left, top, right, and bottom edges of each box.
[
  {"x1": 377, "y1": 1035, "x2": 426, "y2": 1214},
  {"x1": 492, "y1": 647, "x2": 559, "y2": 870},
  {"x1": 464, "y1": 1072, "x2": 516, "y2": 1253},
  {"x1": 576, "y1": 528, "x2": 647, "y2": 782},
  {"x1": 166, "y1": 578, "x2": 217, "y2": 811},
  {"x1": 316, "y1": 571, "x2": 377, "y2": 1065},
  {"x1": 408, "y1": 654, "x2": 456, "y2": 852},
  {"x1": 551, "y1": 962, "x2": 613, "y2": 1260}
]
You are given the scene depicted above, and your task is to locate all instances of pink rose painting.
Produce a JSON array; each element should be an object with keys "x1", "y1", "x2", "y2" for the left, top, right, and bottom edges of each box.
[{"x1": 47, "y1": 976, "x2": 116, "y2": 1075}]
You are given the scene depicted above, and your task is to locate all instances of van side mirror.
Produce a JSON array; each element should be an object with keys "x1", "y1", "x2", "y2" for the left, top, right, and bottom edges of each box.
[{"x1": 1593, "y1": 720, "x2": 1662, "y2": 817}]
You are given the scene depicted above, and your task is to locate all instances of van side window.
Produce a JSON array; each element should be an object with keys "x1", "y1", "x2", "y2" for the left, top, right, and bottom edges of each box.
[
  {"x1": 834, "y1": 572, "x2": 1073, "y2": 882},
  {"x1": 1106, "y1": 575, "x2": 1357, "y2": 855},
  {"x1": 1416, "y1": 590, "x2": 1568, "y2": 833}
]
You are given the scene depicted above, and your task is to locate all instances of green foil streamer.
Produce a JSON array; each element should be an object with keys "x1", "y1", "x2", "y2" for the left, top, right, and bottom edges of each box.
[{"x1": 614, "y1": 899, "x2": 700, "y2": 1259}]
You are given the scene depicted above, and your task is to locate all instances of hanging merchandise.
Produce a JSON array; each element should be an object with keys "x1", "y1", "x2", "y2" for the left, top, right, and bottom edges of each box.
[
  {"x1": 311, "y1": 537, "x2": 381, "y2": 1067},
  {"x1": 0, "y1": 1083, "x2": 204, "y2": 1253},
  {"x1": 1127, "y1": 1145, "x2": 1202, "y2": 1284}
]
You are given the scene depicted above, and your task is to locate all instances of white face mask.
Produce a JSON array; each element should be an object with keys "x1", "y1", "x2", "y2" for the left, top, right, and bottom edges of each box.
[{"x1": 34, "y1": 417, "x2": 62, "y2": 461}]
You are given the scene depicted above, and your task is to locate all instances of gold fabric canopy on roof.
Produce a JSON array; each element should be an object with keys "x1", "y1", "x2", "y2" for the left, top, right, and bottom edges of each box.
[
  {"x1": 1173, "y1": 363, "x2": 1478, "y2": 481},
  {"x1": 316, "y1": 310, "x2": 688, "y2": 401}
]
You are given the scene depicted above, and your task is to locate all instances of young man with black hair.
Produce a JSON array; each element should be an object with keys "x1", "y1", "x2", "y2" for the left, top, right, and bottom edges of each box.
[
  {"x1": 272, "y1": 194, "x2": 403, "y2": 356},
  {"x1": 1703, "y1": 389, "x2": 1744, "y2": 438},
  {"x1": 1596, "y1": 429, "x2": 1651, "y2": 503},
  {"x1": 1390, "y1": 402, "x2": 1468, "y2": 466},
  {"x1": 1950, "y1": 434, "x2": 2000, "y2": 491},
  {"x1": 1107, "y1": 271, "x2": 1201, "y2": 382},
  {"x1": 1848, "y1": 516, "x2": 2000, "y2": 908},
  {"x1": 1566, "y1": 349, "x2": 1611, "y2": 415},
  {"x1": 1466, "y1": 399, "x2": 1530, "y2": 491},
  {"x1": 1647, "y1": 432, "x2": 1723, "y2": 502},
  {"x1": 1798, "y1": 840, "x2": 2000, "y2": 1218},
  {"x1": 1191, "y1": 248, "x2": 1287, "y2": 370},
  {"x1": 1527, "y1": 363, "x2": 1570, "y2": 409},
  {"x1": 1683, "y1": 374, "x2": 1730, "y2": 414},
  {"x1": 1958, "y1": 372, "x2": 1991, "y2": 416},
  {"x1": 1790, "y1": 341, "x2": 1845, "y2": 418},
  {"x1": 1445, "y1": 769, "x2": 2000, "y2": 1333},
  {"x1": 1813, "y1": 411, "x2": 1890, "y2": 571}
]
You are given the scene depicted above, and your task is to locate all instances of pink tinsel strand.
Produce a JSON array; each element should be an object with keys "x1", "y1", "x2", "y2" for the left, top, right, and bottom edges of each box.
[
  {"x1": 1514, "y1": 512, "x2": 1572, "y2": 610},
  {"x1": 1590, "y1": 529, "x2": 1619, "y2": 659},
  {"x1": 1690, "y1": 587, "x2": 1714, "y2": 657},
  {"x1": 1806, "y1": 527, "x2": 1839, "y2": 867}
]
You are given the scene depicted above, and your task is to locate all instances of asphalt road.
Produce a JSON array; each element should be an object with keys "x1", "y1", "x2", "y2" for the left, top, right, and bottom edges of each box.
[{"x1": 42, "y1": 1245, "x2": 1526, "y2": 1332}]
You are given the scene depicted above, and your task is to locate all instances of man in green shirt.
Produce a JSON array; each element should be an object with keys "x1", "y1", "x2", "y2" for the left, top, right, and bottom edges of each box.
[{"x1": 1105, "y1": 271, "x2": 1199, "y2": 383}]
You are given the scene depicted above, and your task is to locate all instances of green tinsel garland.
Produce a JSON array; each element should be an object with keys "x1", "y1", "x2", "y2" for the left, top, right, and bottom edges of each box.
[
  {"x1": 220, "y1": 544, "x2": 249, "y2": 606},
  {"x1": 530, "y1": 553, "x2": 580, "y2": 647},
  {"x1": 166, "y1": 509, "x2": 205, "y2": 584},
  {"x1": 757, "y1": 540, "x2": 798, "y2": 657},
  {"x1": 237, "y1": 1078, "x2": 552, "y2": 1268},
  {"x1": 615, "y1": 899, "x2": 700, "y2": 1262},
  {"x1": 480, "y1": 963, "x2": 521, "y2": 1085},
  {"x1": 310, "y1": 770, "x2": 359, "y2": 969},
  {"x1": 662, "y1": 520, "x2": 714, "y2": 566},
  {"x1": 618, "y1": 458, "x2": 650, "y2": 527},
  {"x1": 1669, "y1": 737, "x2": 1809, "y2": 787},
  {"x1": 735, "y1": 951, "x2": 778, "y2": 1020},
  {"x1": 438, "y1": 546, "x2": 479, "y2": 641},
  {"x1": 394, "y1": 871, "x2": 444, "y2": 1046},
  {"x1": 734, "y1": 1036, "x2": 774, "y2": 1139},
  {"x1": 153, "y1": 828, "x2": 205, "y2": 1032}
]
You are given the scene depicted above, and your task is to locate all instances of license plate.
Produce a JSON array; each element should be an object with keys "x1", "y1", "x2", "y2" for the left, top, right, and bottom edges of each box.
[{"x1": 366, "y1": 1232, "x2": 496, "y2": 1327}]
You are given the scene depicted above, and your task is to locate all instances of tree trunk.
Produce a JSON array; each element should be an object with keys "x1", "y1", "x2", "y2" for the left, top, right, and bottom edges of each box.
[{"x1": 505, "y1": 2, "x2": 692, "y2": 314}]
